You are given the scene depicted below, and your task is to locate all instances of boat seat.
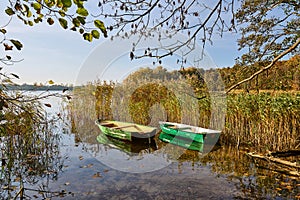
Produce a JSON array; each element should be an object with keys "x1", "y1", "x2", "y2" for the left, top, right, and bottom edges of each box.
[{"x1": 100, "y1": 123, "x2": 116, "y2": 127}]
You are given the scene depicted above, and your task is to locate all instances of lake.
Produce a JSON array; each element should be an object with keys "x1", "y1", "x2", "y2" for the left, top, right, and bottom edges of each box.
[{"x1": 1, "y1": 92, "x2": 299, "y2": 199}]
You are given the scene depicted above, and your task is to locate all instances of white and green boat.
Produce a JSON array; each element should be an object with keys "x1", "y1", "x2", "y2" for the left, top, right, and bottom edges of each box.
[{"x1": 159, "y1": 121, "x2": 221, "y2": 144}]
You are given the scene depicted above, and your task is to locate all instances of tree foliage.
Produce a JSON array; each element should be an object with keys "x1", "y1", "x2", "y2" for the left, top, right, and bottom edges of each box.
[
  {"x1": 3, "y1": 0, "x2": 299, "y2": 65},
  {"x1": 220, "y1": 55, "x2": 300, "y2": 91},
  {"x1": 236, "y1": 0, "x2": 300, "y2": 65},
  {"x1": 3, "y1": 0, "x2": 107, "y2": 42},
  {"x1": 2, "y1": 0, "x2": 237, "y2": 64},
  {"x1": 125, "y1": 55, "x2": 300, "y2": 93},
  {"x1": 0, "y1": 0, "x2": 107, "y2": 130}
]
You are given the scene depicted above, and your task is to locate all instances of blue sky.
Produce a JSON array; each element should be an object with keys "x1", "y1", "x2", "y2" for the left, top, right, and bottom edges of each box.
[{"x1": 1, "y1": 2, "x2": 241, "y2": 85}]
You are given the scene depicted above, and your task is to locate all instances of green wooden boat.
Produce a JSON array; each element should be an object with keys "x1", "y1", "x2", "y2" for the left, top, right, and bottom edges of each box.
[
  {"x1": 159, "y1": 121, "x2": 221, "y2": 143},
  {"x1": 159, "y1": 132, "x2": 204, "y2": 151},
  {"x1": 95, "y1": 120, "x2": 157, "y2": 141}
]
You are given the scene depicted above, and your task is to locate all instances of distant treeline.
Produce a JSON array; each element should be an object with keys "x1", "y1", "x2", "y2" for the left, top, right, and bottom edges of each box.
[
  {"x1": 2, "y1": 83, "x2": 73, "y2": 91},
  {"x1": 4, "y1": 54, "x2": 298, "y2": 92},
  {"x1": 124, "y1": 54, "x2": 299, "y2": 92}
]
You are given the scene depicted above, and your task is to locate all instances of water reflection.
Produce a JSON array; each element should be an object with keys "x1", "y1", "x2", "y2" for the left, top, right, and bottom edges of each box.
[
  {"x1": 0, "y1": 114, "x2": 64, "y2": 198},
  {"x1": 96, "y1": 133, "x2": 158, "y2": 155},
  {"x1": 45, "y1": 129, "x2": 299, "y2": 200},
  {"x1": 70, "y1": 116, "x2": 299, "y2": 199},
  {"x1": 3, "y1": 120, "x2": 296, "y2": 199}
]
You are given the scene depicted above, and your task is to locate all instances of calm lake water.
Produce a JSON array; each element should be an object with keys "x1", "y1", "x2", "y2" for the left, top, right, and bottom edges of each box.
[{"x1": 1, "y1": 92, "x2": 299, "y2": 199}]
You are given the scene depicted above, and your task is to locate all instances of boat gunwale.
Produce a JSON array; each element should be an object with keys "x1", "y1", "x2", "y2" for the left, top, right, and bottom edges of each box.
[{"x1": 159, "y1": 121, "x2": 221, "y2": 135}]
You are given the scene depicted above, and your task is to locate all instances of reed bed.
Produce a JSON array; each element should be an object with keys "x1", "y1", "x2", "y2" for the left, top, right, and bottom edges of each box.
[
  {"x1": 222, "y1": 92, "x2": 299, "y2": 151},
  {"x1": 70, "y1": 79, "x2": 299, "y2": 152},
  {"x1": 94, "y1": 78, "x2": 201, "y2": 127}
]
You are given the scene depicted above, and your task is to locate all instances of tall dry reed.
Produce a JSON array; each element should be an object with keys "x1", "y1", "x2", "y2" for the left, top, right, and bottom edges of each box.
[{"x1": 222, "y1": 93, "x2": 299, "y2": 151}]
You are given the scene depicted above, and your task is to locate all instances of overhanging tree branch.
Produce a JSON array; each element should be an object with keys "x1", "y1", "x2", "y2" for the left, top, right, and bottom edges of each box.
[{"x1": 226, "y1": 38, "x2": 300, "y2": 94}]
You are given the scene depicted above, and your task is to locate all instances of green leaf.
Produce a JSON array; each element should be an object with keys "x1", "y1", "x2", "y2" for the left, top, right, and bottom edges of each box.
[
  {"x1": 94, "y1": 20, "x2": 107, "y2": 38},
  {"x1": 59, "y1": 10, "x2": 66, "y2": 17},
  {"x1": 62, "y1": 0, "x2": 72, "y2": 8},
  {"x1": 45, "y1": 0, "x2": 55, "y2": 7},
  {"x1": 77, "y1": 16, "x2": 86, "y2": 25},
  {"x1": 10, "y1": 39, "x2": 23, "y2": 50},
  {"x1": 37, "y1": 17, "x2": 43, "y2": 22},
  {"x1": 76, "y1": 8, "x2": 88, "y2": 16},
  {"x1": 28, "y1": 21, "x2": 34, "y2": 26},
  {"x1": 91, "y1": 30, "x2": 100, "y2": 39},
  {"x1": 32, "y1": 3, "x2": 41, "y2": 10},
  {"x1": 72, "y1": 18, "x2": 80, "y2": 27},
  {"x1": 73, "y1": 0, "x2": 84, "y2": 8},
  {"x1": 56, "y1": 0, "x2": 63, "y2": 8},
  {"x1": 23, "y1": 4, "x2": 30, "y2": 12},
  {"x1": 58, "y1": 18, "x2": 68, "y2": 29},
  {"x1": 94, "y1": 20, "x2": 104, "y2": 29},
  {"x1": 34, "y1": 18, "x2": 39, "y2": 23},
  {"x1": 26, "y1": 10, "x2": 32, "y2": 18},
  {"x1": 5, "y1": 7, "x2": 15, "y2": 16},
  {"x1": 83, "y1": 33, "x2": 93, "y2": 42}
]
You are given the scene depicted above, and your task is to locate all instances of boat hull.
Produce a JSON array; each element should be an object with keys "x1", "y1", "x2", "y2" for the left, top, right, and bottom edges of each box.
[
  {"x1": 159, "y1": 132, "x2": 204, "y2": 151},
  {"x1": 159, "y1": 121, "x2": 221, "y2": 143},
  {"x1": 95, "y1": 120, "x2": 157, "y2": 141}
]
